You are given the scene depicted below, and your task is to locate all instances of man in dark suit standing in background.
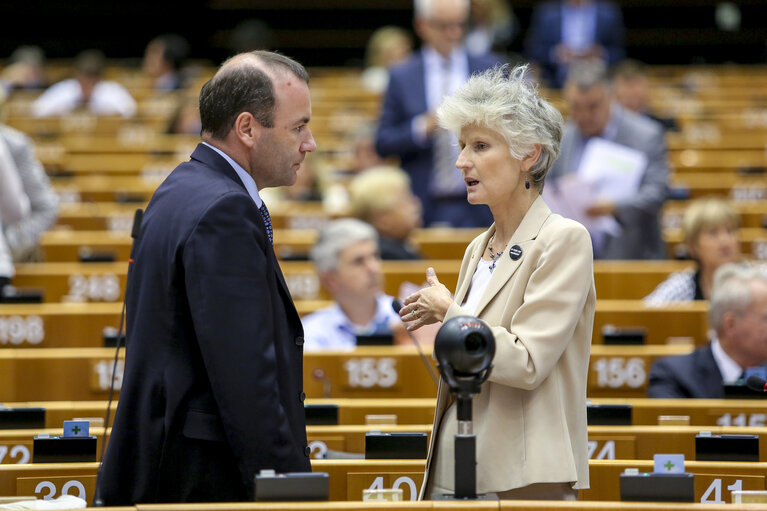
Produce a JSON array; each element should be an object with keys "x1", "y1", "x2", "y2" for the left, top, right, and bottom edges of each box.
[
  {"x1": 375, "y1": 0, "x2": 503, "y2": 228},
  {"x1": 98, "y1": 51, "x2": 317, "y2": 505},
  {"x1": 648, "y1": 264, "x2": 767, "y2": 399},
  {"x1": 525, "y1": 0, "x2": 625, "y2": 88}
]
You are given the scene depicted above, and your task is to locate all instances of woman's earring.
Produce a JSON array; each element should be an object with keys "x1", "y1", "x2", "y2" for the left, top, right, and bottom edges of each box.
[{"x1": 525, "y1": 178, "x2": 530, "y2": 190}]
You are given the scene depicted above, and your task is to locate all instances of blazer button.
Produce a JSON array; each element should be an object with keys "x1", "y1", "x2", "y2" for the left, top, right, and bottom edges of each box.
[
  {"x1": 304, "y1": 445, "x2": 311, "y2": 457},
  {"x1": 300, "y1": 391, "x2": 306, "y2": 402},
  {"x1": 295, "y1": 336, "x2": 304, "y2": 346}
]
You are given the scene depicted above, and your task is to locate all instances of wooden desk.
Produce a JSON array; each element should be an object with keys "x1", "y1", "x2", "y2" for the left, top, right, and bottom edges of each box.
[
  {"x1": 13, "y1": 263, "x2": 128, "y2": 303},
  {"x1": 587, "y1": 425, "x2": 767, "y2": 463},
  {"x1": 0, "y1": 303, "x2": 120, "y2": 348},
  {"x1": 133, "y1": 501, "x2": 767, "y2": 511},
  {"x1": 9, "y1": 259, "x2": 694, "y2": 304},
  {"x1": 2, "y1": 457, "x2": 767, "y2": 505},
  {"x1": 0, "y1": 344, "x2": 689, "y2": 400},
  {"x1": 585, "y1": 459, "x2": 767, "y2": 503},
  {"x1": 38, "y1": 229, "x2": 483, "y2": 263},
  {"x1": 0, "y1": 461, "x2": 98, "y2": 502},
  {"x1": 0, "y1": 428, "x2": 105, "y2": 466}
]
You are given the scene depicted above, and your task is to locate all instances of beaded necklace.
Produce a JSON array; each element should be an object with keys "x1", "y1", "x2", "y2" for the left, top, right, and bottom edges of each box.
[{"x1": 487, "y1": 233, "x2": 504, "y2": 273}]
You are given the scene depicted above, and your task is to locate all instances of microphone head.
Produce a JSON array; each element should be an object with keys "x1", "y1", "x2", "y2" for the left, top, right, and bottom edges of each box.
[
  {"x1": 745, "y1": 374, "x2": 767, "y2": 392},
  {"x1": 131, "y1": 209, "x2": 144, "y2": 239},
  {"x1": 392, "y1": 300, "x2": 403, "y2": 314}
]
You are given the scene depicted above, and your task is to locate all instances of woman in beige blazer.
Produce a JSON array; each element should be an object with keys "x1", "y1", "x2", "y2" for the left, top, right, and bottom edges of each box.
[{"x1": 399, "y1": 64, "x2": 596, "y2": 500}]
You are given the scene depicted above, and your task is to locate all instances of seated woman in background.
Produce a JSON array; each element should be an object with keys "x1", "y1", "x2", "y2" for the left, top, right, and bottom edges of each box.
[
  {"x1": 348, "y1": 165, "x2": 423, "y2": 260},
  {"x1": 361, "y1": 26, "x2": 413, "y2": 93},
  {"x1": 645, "y1": 197, "x2": 740, "y2": 303}
]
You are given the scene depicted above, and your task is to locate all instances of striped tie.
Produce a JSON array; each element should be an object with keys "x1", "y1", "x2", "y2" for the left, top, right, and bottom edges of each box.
[
  {"x1": 431, "y1": 57, "x2": 463, "y2": 197},
  {"x1": 259, "y1": 202, "x2": 273, "y2": 246}
]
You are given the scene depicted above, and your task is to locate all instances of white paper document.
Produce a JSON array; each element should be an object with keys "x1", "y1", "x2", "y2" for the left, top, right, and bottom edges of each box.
[
  {"x1": 544, "y1": 137, "x2": 647, "y2": 239},
  {"x1": 578, "y1": 137, "x2": 647, "y2": 201}
]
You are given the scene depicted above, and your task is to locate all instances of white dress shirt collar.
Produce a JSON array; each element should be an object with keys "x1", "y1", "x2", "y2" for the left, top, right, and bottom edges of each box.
[
  {"x1": 422, "y1": 45, "x2": 470, "y2": 111},
  {"x1": 202, "y1": 142, "x2": 263, "y2": 208},
  {"x1": 711, "y1": 335, "x2": 744, "y2": 384}
]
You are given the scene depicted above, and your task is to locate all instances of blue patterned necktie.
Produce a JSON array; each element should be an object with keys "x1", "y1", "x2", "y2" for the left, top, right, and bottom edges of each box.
[{"x1": 259, "y1": 202, "x2": 273, "y2": 245}]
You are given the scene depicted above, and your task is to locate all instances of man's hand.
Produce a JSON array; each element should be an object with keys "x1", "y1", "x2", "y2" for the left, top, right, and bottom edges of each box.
[{"x1": 586, "y1": 200, "x2": 616, "y2": 217}]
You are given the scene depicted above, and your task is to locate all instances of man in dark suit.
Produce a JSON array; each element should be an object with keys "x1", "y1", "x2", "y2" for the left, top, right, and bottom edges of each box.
[
  {"x1": 375, "y1": 0, "x2": 503, "y2": 228},
  {"x1": 525, "y1": 0, "x2": 625, "y2": 88},
  {"x1": 648, "y1": 264, "x2": 767, "y2": 398},
  {"x1": 97, "y1": 51, "x2": 317, "y2": 505},
  {"x1": 547, "y1": 61, "x2": 669, "y2": 260}
]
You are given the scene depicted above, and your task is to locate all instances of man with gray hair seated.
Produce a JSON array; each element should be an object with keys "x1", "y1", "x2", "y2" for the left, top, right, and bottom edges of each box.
[
  {"x1": 546, "y1": 60, "x2": 669, "y2": 259},
  {"x1": 302, "y1": 218, "x2": 402, "y2": 350},
  {"x1": 648, "y1": 263, "x2": 767, "y2": 398}
]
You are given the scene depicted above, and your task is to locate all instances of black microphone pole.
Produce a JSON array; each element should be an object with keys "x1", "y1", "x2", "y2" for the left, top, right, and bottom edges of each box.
[{"x1": 92, "y1": 208, "x2": 143, "y2": 507}]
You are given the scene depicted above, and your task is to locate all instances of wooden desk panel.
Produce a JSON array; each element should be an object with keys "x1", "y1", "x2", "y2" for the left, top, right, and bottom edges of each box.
[
  {"x1": 0, "y1": 303, "x2": 120, "y2": 348},
  {"x1": 0, "y1": 345, "x2": 690, "y2": 400},
  {"x1": 587, "y1": 425, "x2": 767, "y2": 463},
  {"x1": 0, "y1": 461, "x2": 98, "y2": 500},
  {"x1": 14, "y1": 259, "x2": 691, "y2": 304},
  {"x1": 13, "y1": 263, "x2": 128, "y2": 304},
  {"x1": 584, "y1": 459, "x2": 767, "y2": 502}
]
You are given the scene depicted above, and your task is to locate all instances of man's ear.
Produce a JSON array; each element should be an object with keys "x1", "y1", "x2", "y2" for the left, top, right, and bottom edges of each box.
[
  {"x1": 233, "y1": 111, "x2": 262, "y2": 148},
  {"x1": 318, "y1": 270, "x2": 338, "y2": 294},
  {"x1": 721, "y1": 311, "x2": 738, "y2": 339}
]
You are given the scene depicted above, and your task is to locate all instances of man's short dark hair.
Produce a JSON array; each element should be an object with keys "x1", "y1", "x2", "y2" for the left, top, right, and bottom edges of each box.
[
  {"x1": 75, "y1": 49, "x2": 105, "y2": 79},
  {"x1": 199, "y1": 51, "x2": 309, "y2": 140},
  {"x1": 155, "y1": 34, "x2": 190, "y2": 71}
]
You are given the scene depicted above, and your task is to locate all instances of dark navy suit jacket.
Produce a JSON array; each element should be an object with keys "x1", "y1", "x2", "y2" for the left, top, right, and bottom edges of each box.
[
  {"x1": 375, "y1": 50, "x2": 502, "y2": 227},
  {"x1": 525, "y1": 0, "x2": 625, "y2": 87},
  {"x1": 98, "y1": 144, "x2": 310, "y2": 505},
  {"x1": 648, "y1": 343, "x2": 724, "y2": 399}
]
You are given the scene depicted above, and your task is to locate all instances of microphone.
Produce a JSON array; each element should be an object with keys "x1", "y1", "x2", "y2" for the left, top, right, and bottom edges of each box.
[
  {"x1": 93, "y1": 208, "x2": 143, "y2": 507},
  {"x1": 392, "y1": 300, "x2": 439, "y2": 387},
  {"x1": 745, "y1": 375, "x2": 767, "y2": 393},
  {"x1": 130, "y1": 209, "x2": 143, "y2": 240}
]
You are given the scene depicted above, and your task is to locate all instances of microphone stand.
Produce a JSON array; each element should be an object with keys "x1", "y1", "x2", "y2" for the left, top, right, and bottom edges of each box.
[{"x1": 431, "y1": 363, "x2": 497, "y2": 501}]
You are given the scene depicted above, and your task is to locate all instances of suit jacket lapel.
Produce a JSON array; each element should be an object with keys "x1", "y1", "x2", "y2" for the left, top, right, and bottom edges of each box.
[
  {"x1": 473, "y1": 197, "x2": 552, "y2": 317},
  {"x1": 191, "y1": 144, "x2": 299, "y2": 321},
  {"x1": 453, "y1": 228, "x2": 492, "y2": 307}
]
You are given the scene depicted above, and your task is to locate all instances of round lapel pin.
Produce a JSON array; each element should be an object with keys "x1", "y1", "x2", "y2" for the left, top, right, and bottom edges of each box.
[{"x1": 509, "y1": 244, "x2": 523, "y2": 261}]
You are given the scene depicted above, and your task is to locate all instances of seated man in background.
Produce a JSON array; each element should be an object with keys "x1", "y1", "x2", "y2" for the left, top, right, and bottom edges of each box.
[
  {"x1": 546, "y1": 60, "x2": 669, "y2": 259},
  {"x1": 0, "y1": 119, "x2": 58, "y2": 262},
  {"x1": 348, "y1": 166, "x2": 423, "y2": 260},
  {"x1": 648, "y1": 263, "x2": 767, "y2": 398},
  {"x1": 612, "y1": 59, "x2": 677, "y2": 131},
  {"x1": 143, "y1": 34, "x2": 191, "y2": 91},
  {"x1": 645, "y1": 197, "x2": 740, "y2": 303},
  {"x1": 302, "y1": 218, "x2": 403, "y2": 350},
  {"x1": 32, "y1": 49, "x2": 136, "y2": 118},
  {"x1": 1, "y1": 45, "x2": 46, "y2": 93}
]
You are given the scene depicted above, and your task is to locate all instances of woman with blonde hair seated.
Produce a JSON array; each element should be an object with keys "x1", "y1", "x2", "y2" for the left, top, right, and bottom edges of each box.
[
  {"x1": 348, "y1": 165, "x2": 423, "y2": 260},
  {"x1": 645, "y1": 197, "x2": 740, "y2": 303}
]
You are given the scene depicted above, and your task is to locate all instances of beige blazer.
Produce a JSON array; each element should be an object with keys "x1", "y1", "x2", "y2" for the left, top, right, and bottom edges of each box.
[{"x1": 420, "y1": 196, "x2": 596, "y2": 498}]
